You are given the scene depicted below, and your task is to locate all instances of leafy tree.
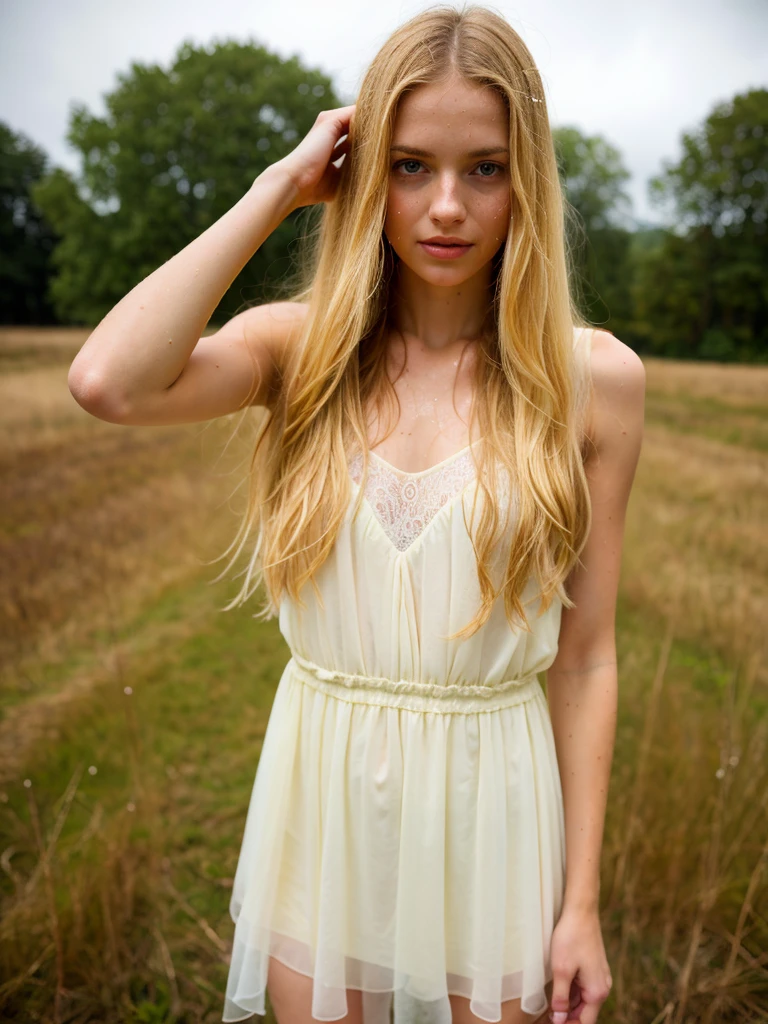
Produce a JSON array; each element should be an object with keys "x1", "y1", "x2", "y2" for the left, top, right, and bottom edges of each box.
[
  {"x1": 641, "y1": 88, "x2": 768, "y2": 360},
  {"x1": 650, "y1": 88, "x2": 767, "y2": 239},
  {"x1": 0, "y1": 123, "x2": 59, "y2": 324},
  {"x1": 555, "y1": 127, "x2": 633, "y2": 234},
  {"x1": 554, "y1": 127, "x2": 635, "y2": 339},
  {"x1": 31, "y1": 39, "x2": 344, "y2": 325}
]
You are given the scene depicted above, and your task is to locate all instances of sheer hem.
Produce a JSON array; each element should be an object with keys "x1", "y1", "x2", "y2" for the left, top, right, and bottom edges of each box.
[{"x1": 223, "y1": 925, "x2": 552, "y2": 1023}]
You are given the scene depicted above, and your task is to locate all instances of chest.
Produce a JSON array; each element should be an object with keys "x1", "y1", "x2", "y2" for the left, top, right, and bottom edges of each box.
[
  {"x1": 362, "y1": 337, "x2": 481, "y2": 473},
  {"x1": 347, "y1": 441, "x2": 485, "y2": 554}
]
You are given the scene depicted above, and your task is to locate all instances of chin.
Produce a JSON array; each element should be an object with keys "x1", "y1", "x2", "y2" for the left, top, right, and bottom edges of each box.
[
  {"x1": 396, "y1": 252, "x2": 481, "y2": 282},
  {"x1": 427, "y1": 267, "x2": 478, "y2": 286}
]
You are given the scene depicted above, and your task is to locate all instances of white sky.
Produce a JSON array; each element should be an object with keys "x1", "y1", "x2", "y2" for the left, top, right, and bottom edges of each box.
[{"x1": 1, "y1": 0, "x2": 766, "y2": 227}]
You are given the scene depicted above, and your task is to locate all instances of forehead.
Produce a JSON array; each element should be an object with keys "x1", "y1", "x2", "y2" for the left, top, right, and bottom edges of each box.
[{"x1": 392, "y1": 78, "x2": 508, "y2": 143}]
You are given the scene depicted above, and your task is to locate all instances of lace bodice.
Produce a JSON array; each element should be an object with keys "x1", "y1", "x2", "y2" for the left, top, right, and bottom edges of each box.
[{"x1": 348, "y1": 444, "x2": 480, "y2": 553}]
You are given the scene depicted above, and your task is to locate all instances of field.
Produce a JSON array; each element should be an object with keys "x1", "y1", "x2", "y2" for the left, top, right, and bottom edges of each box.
[{"x1": 0, "y1": 327, "x2": 766, "y2": 1023}]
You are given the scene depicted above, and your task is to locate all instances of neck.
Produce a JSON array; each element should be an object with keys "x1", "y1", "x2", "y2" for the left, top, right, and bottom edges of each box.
[{"x1": 389, "y1": 260, "x2": 494, "y2": 350}]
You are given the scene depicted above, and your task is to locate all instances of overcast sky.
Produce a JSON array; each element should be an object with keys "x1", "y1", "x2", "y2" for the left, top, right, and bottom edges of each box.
[{"x1": 2, "y1": 0, "x2": 766, "y2": 227}]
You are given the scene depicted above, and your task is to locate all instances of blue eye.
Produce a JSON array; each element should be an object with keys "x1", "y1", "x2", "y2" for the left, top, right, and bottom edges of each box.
[
  {"x1": 476, "y1": 161, "x2": 503, "y2": 177},
  {"x1": 392, "y1": 159, "x2": 505, "y2": 178},
  {"x1": 396, "y1": 159, "x2": 422, "y2": 174}
]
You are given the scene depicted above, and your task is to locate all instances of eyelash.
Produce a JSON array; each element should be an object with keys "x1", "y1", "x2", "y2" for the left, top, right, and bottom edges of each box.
[{"x1": 392, "y1": 159, "x2": 505, "y2": 178}]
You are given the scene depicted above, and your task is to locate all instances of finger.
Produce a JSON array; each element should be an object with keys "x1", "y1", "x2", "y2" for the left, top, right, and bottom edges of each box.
[
  {"x1": 549, "y1": 968, "x2": 575, "y2": 1024},
  {"x1": 324, "y1": 103, "x2": 356, "y2": 116},
  {"x1": 576, "y1": 1001, "x2": 602, "y2": 1024},
  {"x1": 324, "y1": 104, "x2": 356, "y2": 129}
]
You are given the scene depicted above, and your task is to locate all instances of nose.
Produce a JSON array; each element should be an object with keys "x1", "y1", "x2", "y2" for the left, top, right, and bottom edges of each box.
[{"x1": 428, "y1": 172, "x2": 467, "y2": 225}]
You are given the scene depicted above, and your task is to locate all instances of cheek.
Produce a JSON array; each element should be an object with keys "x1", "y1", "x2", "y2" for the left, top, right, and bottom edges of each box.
[
  {"x1": 480, "y1": 193, "x2": 511, "y2": 241},
  {"x1": 385, "y1": 185, "x2": 420, "y2": 238}
]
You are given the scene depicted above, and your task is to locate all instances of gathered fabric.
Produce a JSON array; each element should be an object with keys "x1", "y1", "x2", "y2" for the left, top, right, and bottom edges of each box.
[{"x1": 290, "y1": 649, "x2": 544, "y2": 712}]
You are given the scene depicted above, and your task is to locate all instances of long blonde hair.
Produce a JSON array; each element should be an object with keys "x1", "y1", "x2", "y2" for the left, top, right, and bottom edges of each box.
[{"x1": 211, "y1": 3, "x2": 595, "y2": 640}]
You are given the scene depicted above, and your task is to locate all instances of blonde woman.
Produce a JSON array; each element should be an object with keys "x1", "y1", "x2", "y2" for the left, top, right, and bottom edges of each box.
[{"x1": 69, "y1": 5, "x2": 645, "y2": 1024}]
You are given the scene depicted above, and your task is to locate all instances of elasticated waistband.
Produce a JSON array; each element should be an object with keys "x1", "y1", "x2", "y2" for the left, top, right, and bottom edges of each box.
[{"x1": 288, "y1": 650, "x2": 543, "y2": 715}]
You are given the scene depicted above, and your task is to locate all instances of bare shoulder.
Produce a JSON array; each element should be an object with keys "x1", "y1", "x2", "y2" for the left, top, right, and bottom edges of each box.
[
  {"x1": 585, "y1": 330, "x2": 645, "y2": 455},
  {"x1": 251, "y1": 298, "x2": 309, "y2": 329},
  {"x1": 243, "y1": 299, "x2": 308, "y2": 368},
  {"x1": 235, "y1": 299, "x2": 309, "y2": 409},
  {"x1": 117, "y1": 299, "x2": 311, "y2": 426}
]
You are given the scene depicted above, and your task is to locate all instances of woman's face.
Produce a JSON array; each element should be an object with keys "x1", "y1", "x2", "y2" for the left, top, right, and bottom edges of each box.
[{"x1": 383, "y1": 76, "x2": 511, "y2": 286}]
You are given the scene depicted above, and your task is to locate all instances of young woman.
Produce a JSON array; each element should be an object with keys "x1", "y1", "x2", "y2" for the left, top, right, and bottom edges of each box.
[{"x1": 69, "y1": 6, "x2": 645, "y2": 1024}]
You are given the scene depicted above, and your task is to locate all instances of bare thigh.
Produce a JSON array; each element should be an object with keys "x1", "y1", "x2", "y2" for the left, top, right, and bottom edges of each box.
[
  {"x1": 448, "y1": 979, "x2": 554, "y2": 1024},
  {"x1": 267, "y1": 955, "x2": 364, "y2": 1024},
  {"x1": 268, "y1": 955, "x2": 553, "y2": 1024}
]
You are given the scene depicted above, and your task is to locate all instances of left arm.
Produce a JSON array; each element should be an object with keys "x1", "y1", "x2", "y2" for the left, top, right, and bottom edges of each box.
[{"x1": 546, "y1": 329, "x2": 646, "y2": 1023}]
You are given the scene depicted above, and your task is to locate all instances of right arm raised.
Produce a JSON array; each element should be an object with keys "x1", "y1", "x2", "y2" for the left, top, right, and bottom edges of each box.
[
  {"x1": 67, "y1": 104, "x2": 355, "y2": 427},
  {"x1": 68, "y1": 165, "x2": 302, "y2": 425},
  {"x1": 75, "y1": 298, "x2": 308, "y2": 426}
]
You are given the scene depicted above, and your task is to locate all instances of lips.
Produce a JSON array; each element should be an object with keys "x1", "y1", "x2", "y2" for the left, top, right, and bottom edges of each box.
[{"x1": 418, "y1": 239, "x2": 474, "y2": 260}]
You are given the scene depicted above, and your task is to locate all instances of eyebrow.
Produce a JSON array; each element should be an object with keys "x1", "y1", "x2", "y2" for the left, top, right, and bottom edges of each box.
[{"x1": 390, "y1": 144, "x2": 508, "y2": 158}]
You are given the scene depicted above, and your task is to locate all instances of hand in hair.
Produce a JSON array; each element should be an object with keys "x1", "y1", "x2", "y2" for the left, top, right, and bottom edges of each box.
[{"x1": 275, "y1": 105, "x2": 356, "y2": 210}]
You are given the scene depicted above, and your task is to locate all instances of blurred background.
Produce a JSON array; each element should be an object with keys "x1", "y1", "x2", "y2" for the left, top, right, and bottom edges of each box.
[
  {"x1": 0, "y1": 1, "x2": 766, "y2": 1022},
  {"x1": 3, "y1": 0, "x2": 768, "y2": 353}
]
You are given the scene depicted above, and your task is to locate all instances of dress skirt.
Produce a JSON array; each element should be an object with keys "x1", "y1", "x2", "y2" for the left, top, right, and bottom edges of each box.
[{"x1": 223, "y1": 651, "x2": 566, "y2": 1023}]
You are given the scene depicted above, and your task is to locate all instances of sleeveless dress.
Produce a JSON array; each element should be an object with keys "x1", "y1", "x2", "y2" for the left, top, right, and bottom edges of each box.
[{"x1": 223, "y1": 328, "x2": 592, "y2": 1024}]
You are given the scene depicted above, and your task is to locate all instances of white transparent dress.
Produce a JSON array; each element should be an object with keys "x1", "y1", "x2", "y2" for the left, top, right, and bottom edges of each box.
[{"x1": 223, "y1": 329, "x2": 592, "y2": 1024}]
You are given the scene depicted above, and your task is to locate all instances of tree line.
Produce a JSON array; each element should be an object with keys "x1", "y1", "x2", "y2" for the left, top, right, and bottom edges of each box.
[{"x1": 1, "y1": 38, "x2": 766, "y2": 361}]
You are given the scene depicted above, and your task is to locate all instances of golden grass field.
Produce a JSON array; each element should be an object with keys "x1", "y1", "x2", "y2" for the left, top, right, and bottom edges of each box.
[{"x1": 0, "y1": 327, "x2": 766, "y2": 1023}]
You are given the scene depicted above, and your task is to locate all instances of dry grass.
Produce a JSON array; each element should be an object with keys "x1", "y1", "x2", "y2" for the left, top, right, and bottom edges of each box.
[
  {"x1": 0, "y1": 328, "x2": 254, "y2": 782},
  {"x1": 0, "y1": 331, "x2": 766, "y2": 1023},
  {"x1": 623, "y1": 424, "x2": 768, "y2": 677},
  {"x1": 643, "y1": 357, "x2": 768, "y2": 406}
]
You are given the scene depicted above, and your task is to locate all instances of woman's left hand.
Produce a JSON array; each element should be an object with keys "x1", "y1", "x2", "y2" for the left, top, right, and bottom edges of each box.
[{"x1": 547, "y1": 907, "x2": 613, "y2": 1023}]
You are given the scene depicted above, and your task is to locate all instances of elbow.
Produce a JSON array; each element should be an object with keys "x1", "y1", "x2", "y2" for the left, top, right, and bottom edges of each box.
[{"x1": 68, "y1": 362, "x2": 128, "y2": 423}]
